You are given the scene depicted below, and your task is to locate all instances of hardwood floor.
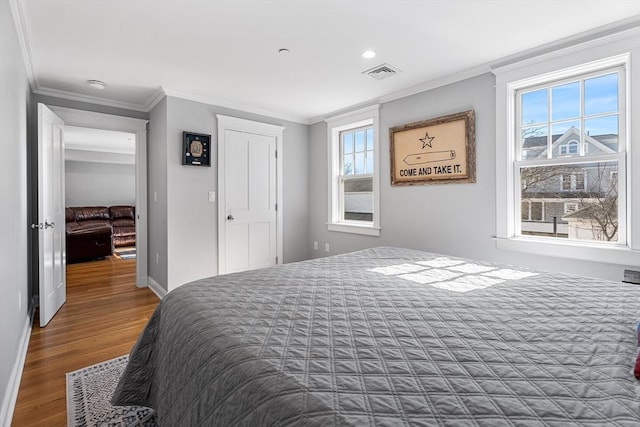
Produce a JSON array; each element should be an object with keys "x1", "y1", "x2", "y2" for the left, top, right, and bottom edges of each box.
[{"x1": 12, "y1": 256, "x2": 159, "y2": 426}]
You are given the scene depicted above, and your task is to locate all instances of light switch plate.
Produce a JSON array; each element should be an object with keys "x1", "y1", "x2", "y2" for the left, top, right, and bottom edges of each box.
[{"x1": 208, "y1": 191, "x2": 216, "y2": 202}]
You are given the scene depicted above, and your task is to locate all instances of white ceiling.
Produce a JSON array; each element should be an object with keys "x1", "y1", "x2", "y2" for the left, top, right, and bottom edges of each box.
[
  {"x1": 16, "y1": 0, "x2": 640, "y2": 123},
  {"x1": 65, "y1": 126, "x2": 135, "y2": 154}
]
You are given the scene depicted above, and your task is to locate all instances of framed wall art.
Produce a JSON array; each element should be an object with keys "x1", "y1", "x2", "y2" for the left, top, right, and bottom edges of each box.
[
  {"x1": 389, "y1": 110, "x2": 475, "y2": 186},
  {"x1": 182, "y1": 131, "x2": 211, "y2": 166}
]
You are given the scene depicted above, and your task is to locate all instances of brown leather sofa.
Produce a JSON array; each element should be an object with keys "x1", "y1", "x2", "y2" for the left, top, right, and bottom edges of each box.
[{"x1": 65, "y1": 206, "x2": 135, "y2": 263}]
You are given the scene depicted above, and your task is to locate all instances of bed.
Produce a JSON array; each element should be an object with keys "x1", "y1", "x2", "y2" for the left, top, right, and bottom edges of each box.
[{"x1": 112, "y1": 246, "x2": 640, "y2": 425}]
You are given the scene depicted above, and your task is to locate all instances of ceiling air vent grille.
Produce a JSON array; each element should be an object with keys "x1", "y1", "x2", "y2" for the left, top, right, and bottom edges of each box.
[{"x1": 362, "y1": 63, "x2": 401, "y2": 80}]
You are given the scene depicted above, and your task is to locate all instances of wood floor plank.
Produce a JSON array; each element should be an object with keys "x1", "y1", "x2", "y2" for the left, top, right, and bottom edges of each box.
[{"x1": 11, "y1": 256, "x2": 159, "y2": 426}]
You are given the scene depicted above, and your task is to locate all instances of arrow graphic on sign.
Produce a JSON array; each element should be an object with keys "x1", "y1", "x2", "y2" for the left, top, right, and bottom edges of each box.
[{"x1": 403, "y1": 150, "x2": 456, "y2": 165}]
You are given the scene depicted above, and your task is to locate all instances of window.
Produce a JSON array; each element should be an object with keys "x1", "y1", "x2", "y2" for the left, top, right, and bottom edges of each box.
[
  {"x1": 494, "y1": 33, "x2": 639, "y2": 266},
  {"x1": 326, "y1": 105, "x2": 380, "y2": 236},
  {"x1": 560, "y1": 172, "x2": 586, "y2": 191},
  {"x1": 517, "y1": 66, "x2": 622, "y2": 243},
  {"x1": 564, "y1": 202, "x2": 578, "y2": 214}
]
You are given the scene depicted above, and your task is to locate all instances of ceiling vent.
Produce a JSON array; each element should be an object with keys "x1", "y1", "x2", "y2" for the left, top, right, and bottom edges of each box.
[{"x1": 362, "y1": 63, "x2": 401, "y2": 80}]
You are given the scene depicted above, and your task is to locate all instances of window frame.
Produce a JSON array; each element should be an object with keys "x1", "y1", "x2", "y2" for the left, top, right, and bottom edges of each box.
[
  {"x1": 326, "y1": 105, "x2": 381, "y2": 236},
  {"x1": 494, "y1": 31, "x2": 639, "y2": 266}
]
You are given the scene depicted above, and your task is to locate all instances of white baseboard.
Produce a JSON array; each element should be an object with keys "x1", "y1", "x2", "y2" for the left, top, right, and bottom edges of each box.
[
  {"x1": 147, "y1": 277, "x2": 167, "y2": 299},
  {"x1": 0, "y1": 307, "x2": 33, "y2": 427}
]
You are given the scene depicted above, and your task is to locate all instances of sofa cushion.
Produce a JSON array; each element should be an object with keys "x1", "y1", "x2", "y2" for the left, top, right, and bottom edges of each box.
[
  {"x1": 110, "y1": 205, "x2": 135, "y2": 220},
  {"x1": 66, "y1": 222, "x2": 112, "y2": 236},
  {"x1": 112, "y1": 218, "x2": 135, "y2": 227},
  {"x1": 73, "y1": 206, "x2": 110, "y2": 221},
  {"x1": 113, "y1": 226, "x2": 135, "y2": 237},
  {"x1": 65, "y1": 207, "x2": 76, "y2": 222}
]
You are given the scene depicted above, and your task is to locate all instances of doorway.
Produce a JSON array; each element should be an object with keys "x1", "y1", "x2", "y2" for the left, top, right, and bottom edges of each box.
[{"x1": 49, "y1": 106, "x2": 148, "y2": 287}]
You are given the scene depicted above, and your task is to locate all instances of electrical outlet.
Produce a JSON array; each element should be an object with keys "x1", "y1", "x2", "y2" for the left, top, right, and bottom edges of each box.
[
  {"x1": 154, "y1": 191, "x2": 158, "y2": 202},
  {"x1": 313, "y1": 241, "x2": 318, "y2": 250},
  {"x1": 324, "y1": 243, "x2": 330, "y2": 252},
  {"x1": 156, "y1": 252, "x2": 159, "y2": 264},
  {"x1": 208, "y1": 191, "x2": 216, "y2": 202}
]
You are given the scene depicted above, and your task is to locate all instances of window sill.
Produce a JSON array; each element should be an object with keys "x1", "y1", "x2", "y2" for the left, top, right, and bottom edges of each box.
[
  {"x1": 495, "y1": 236, "x2": 639, "y2": 266},
  {"x1": 327, "y1": 222, "x2": 381, "y2": 236}
]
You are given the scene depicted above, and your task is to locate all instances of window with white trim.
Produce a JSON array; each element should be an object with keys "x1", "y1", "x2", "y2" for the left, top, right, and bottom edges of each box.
[
  {"x1": 326, "y1": 106, "x2": 380, "y2": 236},
  {"x1": 494, "y1": 34, "x2": 639, "y2": 266},
  {"x1": 516, "y1": 65, "x2": 624, "y2": 243}
]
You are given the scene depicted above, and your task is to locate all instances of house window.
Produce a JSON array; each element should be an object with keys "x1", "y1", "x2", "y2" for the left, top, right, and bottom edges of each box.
[
  {"x1": 560, "y1": 140, "x2": 579, "y2": 156},
  {"x1": 494, "y1": 37, "x2": 638, "y2": 265},
  {"x1": 564, "y1": 202, "x2": 579, "y2": 214},
  {"x1": 560, "y1": 172, "x2": 586, "y2": 191},
  {"x1": 516, "y1": 64, "x2": 624, "y2": 243},
  {"x1": 326, "y1": 105, "x2": 380, "y2": 236},
  {"x1": 340, "y1": 126, "x2": 374, "y2": 221}
]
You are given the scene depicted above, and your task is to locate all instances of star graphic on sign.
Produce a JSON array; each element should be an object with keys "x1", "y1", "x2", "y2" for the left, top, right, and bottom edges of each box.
[{"x1": 419, "y1": 132, "x2": 435, "y2": 149}]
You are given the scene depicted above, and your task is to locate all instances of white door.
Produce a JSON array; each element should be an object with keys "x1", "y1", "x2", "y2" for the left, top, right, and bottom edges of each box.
[
  {"x1": 223, "y1": 130, "x2": 277, "y2": 273},
  {"x1": 37, "y1": 104, "x2": 66, "y2": 326}
]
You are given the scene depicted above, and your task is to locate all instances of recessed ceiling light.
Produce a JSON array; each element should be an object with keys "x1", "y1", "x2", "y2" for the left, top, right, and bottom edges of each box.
[
  {"x1": 278, "y1": 48, "x2": 290, "y2": 54},
  {"x1": 87, "y1": 80, "x2": 105, "y2": 90},
  {"x1": 362, "y1": 50, "x2": 376, "y2": 59}
]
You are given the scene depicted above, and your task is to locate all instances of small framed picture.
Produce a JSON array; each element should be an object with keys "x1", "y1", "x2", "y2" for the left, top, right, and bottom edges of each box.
[{"x1": 182, "y1": 131, "x2": 211, "y2": 166}]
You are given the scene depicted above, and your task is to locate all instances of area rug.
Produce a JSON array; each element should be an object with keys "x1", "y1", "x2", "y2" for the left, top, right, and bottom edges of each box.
[
  {"x1": 113, "y1": 247, "x2": 137, "y2": 260},
  {"x1": 66, "y1": 355, "x2": 157, "y2": 427}
]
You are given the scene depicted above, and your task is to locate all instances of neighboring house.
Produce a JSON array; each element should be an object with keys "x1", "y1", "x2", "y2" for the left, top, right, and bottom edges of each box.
[
  {"x1": 520, "y1": 127, "x2": 618, "y2": 240},
  {"x1": 563, "y1": 204, "x2": 619, "y2": 241}
]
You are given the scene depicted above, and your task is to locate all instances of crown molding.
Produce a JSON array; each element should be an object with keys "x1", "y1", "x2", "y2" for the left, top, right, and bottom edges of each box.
[
  {"x1": 161, "y1": 87, "x2": 310, "y2": 124},
  {"x1": 144, "y1": 87, "x2": 167, "y2": 112},
  {"x1": 9, "y1": 0, "x2": 37, "y2": 91},
  {"x1": 491, "y1": 16, "x2": 640, "y2": 74},
  {"x1": 33, "y1": 87, "x2": 149, "y2": 112}
]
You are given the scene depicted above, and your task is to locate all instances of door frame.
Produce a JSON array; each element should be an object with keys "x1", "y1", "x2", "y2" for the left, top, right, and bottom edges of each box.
[
  {"x1": 216, "y1": 114, "x2": 284, "y2": 275},
  {"x1": 49, "y1": 106, "x2": 149, "y2": 287}
]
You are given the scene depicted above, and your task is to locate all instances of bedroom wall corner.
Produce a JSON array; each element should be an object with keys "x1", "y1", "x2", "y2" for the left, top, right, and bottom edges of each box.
[
  {"x1": 163, "y1": 96, "x2": 310, "y2": 291},
  {"x1": 147, "y1": 97, "x2": 169, "y2": 291},
  {"x1": 307, "y1": 71, "x2": 633, "y2": 281},
  {"x1": 0, "y1": 0, "x2": 32, "y2": 424}
]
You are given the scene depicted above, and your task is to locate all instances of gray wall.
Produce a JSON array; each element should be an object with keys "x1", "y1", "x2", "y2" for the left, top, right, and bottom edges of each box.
[
  {"x1": 309, "y1": 73, "x2": 631, "y2": 281},
  {"x1": 26, "y1": 90, "x2": 311, "y2": 295},
  {"x1": 147, "y1": 96, "x2": 309, "y2": 291},
  {"x1": 0, "y1": 0, "x2": 31, "y2": 422},
  {"x1": 147, "y1": 98, "x2": 168, "y2": 288},
  {"x1": 65, "y1": 161, "x2": 135, "y2": 207}
]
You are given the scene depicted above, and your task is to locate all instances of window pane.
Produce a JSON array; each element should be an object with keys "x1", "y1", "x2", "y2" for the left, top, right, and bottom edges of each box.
[
  {"x1": 366, "y1": 150, "x2": 373, "y2": 173},
  {"x1": 552, "y1": 120, "x2": 580, "y2": 158},
  {"x1": 585, "y1": 73, "x2": 618, "y2": 116},
  {"x1": 520, "y1": 162, "x2": 618, "y2": 242},
  {"x1": 355, "y1": 130, "x2": 365, "y2": 152},
  {"x1": 343, "y1": 132, "x2": 353, "y2": 154},
  {"x1": 343, "y1": 177, "x2": 373, "y2": 221},
  {"x1": 585, "y1": 115, "x2": 618, "y2": 153},
  {"x1": 521, "y1": 88, "x2": 548, "y2": 125},
  {"x1": 552, "y1": 81, "x2": 580, "y2": 121},
  {"x1": 521, "y1": 125, "x2": 548, "y2": 160},
  {"x1": 354, "y1": 152, "x2": 365, "y2": 174},
  {"x1": 343, "y1": 155, "x2": 353, "y2": 175},
  {"x1": 366, "y1": 128, "x2": 373, "y2": 150}
]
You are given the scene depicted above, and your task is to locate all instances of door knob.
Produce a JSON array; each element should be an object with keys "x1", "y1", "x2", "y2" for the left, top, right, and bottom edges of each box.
[{"x1": 227, "y1": 215, "x2": 234, "y2": 221}]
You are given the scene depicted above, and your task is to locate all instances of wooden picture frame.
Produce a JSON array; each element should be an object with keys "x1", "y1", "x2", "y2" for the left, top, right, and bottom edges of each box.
[
  {"x1": 389, "y1": 110, "x2": 475, "y2": 185},
  {"x1": 182, "y1": 131, "x2": 211, "y2": 166}
]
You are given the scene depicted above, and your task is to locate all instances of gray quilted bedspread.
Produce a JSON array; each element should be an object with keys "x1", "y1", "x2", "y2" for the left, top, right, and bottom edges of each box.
[{"x1": 112, "y1": 247, "x2": 640, "y2": 426}]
